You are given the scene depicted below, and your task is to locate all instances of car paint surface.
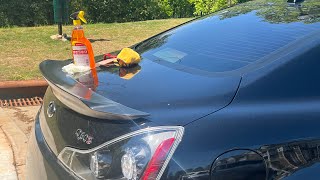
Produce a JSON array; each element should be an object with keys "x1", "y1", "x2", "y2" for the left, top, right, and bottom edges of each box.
[{"x1": 161, "y1": 43, "x2": 320, "y2": 180}]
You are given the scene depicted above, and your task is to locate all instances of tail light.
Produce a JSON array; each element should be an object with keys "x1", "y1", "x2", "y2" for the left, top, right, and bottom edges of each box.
[{"x1": 58, "y1": 126, "x2": 184, "y2": 180}]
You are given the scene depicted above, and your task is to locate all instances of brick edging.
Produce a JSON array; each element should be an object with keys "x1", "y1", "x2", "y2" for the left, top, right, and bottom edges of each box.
[
  {"x1": 0, "y1": 80, "x2": 48, "y2": 89},
  {"x1": 0, "y1": 80, "x2": 48, "y2": 99}
]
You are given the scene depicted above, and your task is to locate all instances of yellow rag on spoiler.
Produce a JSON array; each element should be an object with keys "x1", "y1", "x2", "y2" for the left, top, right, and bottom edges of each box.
[{"x1": 117, "y1": 48, "x2": 141, "y2": 67}]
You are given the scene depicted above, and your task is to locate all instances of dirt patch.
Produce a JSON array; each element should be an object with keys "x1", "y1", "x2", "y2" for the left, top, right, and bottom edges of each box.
[
  {"x1": 11, "y1": 107, "x2": 34, "y2": 122},
  {"x1": 3, "y1": 106, "x2": 39, "y2": 138}
]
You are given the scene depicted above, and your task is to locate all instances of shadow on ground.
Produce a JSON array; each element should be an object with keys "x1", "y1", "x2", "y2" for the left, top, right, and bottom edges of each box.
[{"x1": 64, "y1": 36, "x2": 111, "y2": 43}]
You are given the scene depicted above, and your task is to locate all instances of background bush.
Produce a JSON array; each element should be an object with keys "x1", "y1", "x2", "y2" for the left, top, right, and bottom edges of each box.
[
  {"x1": 0, "y1": 0, "x2": 54, "y2": 27},
  {"x1": 0, "y1": 0, "x2": 249, "y2": 27}
]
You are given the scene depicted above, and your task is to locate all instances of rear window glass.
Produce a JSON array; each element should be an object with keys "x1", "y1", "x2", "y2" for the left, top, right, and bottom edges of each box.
[{"x1": 135, "y1": 5, "x2": 320, "y2": 73}]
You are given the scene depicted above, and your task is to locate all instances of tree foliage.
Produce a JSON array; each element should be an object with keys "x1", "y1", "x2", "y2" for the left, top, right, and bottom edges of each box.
[
  {"x1": 189, "y1": 0, "x2": 241, "y2": 16},
  {"x1": 0, "y1": 0, "x2": 256, "y2": 27},
  {"x1": 85, "y1": 0, "x2": 194, "y2": 23},
  {"x1": 0, "y1": 0, "x2": 195, "y2": 26},
  {"x1": 0, "y1": 0, "x2": 54, "y2": 27},
  {"x1": 217, "y1": 0, "x2": 320, "y2": 24}
]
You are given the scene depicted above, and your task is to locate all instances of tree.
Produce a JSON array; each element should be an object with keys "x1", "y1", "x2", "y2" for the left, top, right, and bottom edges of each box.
[
  {"x1": 189, "y1": 0, "x2": 243, "y2": 16},
  {"x1": 0, "y1": 0, "x2": 54, "y2": 27}
]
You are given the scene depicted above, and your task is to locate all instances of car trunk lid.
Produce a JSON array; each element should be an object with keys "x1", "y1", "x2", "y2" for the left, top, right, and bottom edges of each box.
[{"x1": 39, "y1": 58, "x2": 240, "y2": 153}]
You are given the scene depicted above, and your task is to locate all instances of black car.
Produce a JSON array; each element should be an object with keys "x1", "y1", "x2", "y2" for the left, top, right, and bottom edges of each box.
[{"x1": 26, "y1": 0, "x2": 320, "y2": 179}]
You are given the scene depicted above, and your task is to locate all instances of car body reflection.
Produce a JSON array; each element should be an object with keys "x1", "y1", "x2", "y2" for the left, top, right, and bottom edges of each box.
[
  {"x1": 261, "y1": 139, "x2": 320, "y2": 179},
  {"x1": 197, "y1": 139, "x2": 320, "y2": 180}
]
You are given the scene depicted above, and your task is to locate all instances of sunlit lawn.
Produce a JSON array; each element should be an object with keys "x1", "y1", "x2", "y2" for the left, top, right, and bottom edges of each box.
[{"x1": 0, "y1": 18, "x2": 191, "y2": 81}]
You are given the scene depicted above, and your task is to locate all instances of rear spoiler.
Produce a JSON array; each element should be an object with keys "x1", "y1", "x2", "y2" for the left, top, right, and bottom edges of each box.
[{"x1": 40, "y1": 60, "x2": 149, "y2": 120}]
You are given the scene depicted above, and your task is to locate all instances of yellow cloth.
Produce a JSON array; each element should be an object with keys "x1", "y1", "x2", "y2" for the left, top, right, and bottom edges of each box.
[{"x1": 117, "y1": 48, "x2": 141, "y2": 67}]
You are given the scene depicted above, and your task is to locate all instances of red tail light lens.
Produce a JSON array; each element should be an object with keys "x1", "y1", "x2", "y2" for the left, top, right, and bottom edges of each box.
[{"x1": 142, "y1": 138, "x2": 175, "y2": 180}]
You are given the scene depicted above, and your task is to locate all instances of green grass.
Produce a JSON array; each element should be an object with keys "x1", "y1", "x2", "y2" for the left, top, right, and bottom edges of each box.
[{"x1": 0, "y1": 18, "x2": 192, "y2": 81}]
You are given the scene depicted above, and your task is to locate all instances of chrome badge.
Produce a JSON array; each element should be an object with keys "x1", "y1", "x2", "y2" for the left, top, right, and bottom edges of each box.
[
  {"x1": 47, "y1": 101, "x2": 56, "y2": 118},
  {"x1": 75, "y1": 129, "x2": 94, "y2": 145}
]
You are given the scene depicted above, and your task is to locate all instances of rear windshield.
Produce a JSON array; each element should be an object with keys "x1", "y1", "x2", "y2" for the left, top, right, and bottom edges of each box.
[{"x1": 135, "y1": 1, "x2": 320, "y2": 73}]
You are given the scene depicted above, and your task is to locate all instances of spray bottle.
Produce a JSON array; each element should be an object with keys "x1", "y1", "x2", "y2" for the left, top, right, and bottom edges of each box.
[{"x1": 70, "y1": 11, "x2": 96, "y2": 69}]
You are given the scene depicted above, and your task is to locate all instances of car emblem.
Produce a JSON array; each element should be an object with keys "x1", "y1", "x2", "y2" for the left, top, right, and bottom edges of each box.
[
  {"x1": 47, "y1": 101, "x2": 56, "y2": 118},
  {"x1": 75, "y1": 129, "x2": 94, "y2": 145}
]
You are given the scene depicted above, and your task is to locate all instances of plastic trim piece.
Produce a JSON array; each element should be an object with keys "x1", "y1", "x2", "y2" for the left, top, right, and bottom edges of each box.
[{"x1": 45, "y1": 78, "x2": 150, "y2": 120}]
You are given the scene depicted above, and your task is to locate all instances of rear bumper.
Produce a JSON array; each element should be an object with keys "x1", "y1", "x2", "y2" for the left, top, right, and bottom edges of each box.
[{"x1": 26, "y1": 110, "x2": 77, "y2": 180}]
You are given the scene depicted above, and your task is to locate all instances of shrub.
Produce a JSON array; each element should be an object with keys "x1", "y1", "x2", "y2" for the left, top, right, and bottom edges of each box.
[{"x1": 0, "y1": 0, "x2": 252, "y2": 27}]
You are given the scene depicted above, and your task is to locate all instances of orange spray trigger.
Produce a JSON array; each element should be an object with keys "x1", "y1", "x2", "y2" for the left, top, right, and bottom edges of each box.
[{"x1": 78, "y1": 11, "x2": 87, "y2": 24}]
